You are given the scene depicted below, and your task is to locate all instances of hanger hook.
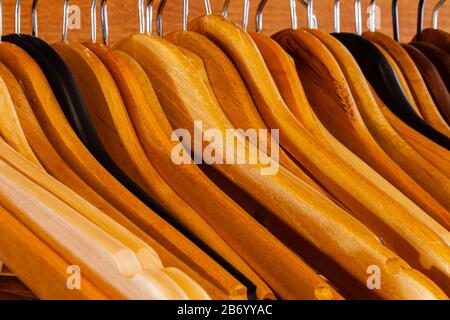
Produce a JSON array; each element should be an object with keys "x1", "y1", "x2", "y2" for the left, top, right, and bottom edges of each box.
[
  {"x1": 31, "y1": 0, "x2": 39, "y2": 36},
  {"x1": 0, "y1": 0, "x2": 2, "y2": 42},
  {"x1": 368, "y1": 0, "x2": 376, "y2": 32},
  {"x1": 100, "y1": 0, "x2": 109, "y2": 45},
  {"x1": 417, "y1": 0, "x2": 425, "y2": 36},
  {"x1": 145, "y1": 0, "x2": 154, "y2": 34},
  {"x1": 354, "y1": 0, "x2": 362, "y2": 35},
  {"x1": 432, "y1": 0, "x2": 446, "y2": 29},
  {"x1": 222, "y1": 0, "x2": 251, "y2": 31},
  {"x1": 62, "y1": 0, "x2": 70, "y2": 42},
  {"x1": 392, "y1": 0, "x2": 399, "y2": 41},
  {"x1": 15, "y1": 0, "x2": 21, "y2": 34},
  {"x1": 334, "y1": 0, "x2": 340, "y2": 33},
  {"x1": 90, "y1": 0, "x2": 98, "y2": 43},
  {"x1": 256, "y1": 0, "x2": 299, "y2": 33},
  {"x1": 157, "y1": 0, "x2": 211, "y2": 37},
  {"x1": 307, "y1": 0, "x2": 315, "y2": 29}
]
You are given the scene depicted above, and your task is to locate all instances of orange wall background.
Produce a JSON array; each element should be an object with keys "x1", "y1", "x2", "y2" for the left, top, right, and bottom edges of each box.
[{"x1": 1, "y1": 0, "x2": 449, "y2": 45}]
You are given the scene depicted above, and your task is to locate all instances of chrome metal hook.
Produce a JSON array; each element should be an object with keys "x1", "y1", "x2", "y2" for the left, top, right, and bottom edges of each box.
[
  {"x1": 432, "y1": 0, "x2": 446, "y2": 29},
  {"x1": 334, "y1": 0, "x2": 340, "y2": 33},
  {"x1": 256, "y1": 0, "x2": 298, "y2": 33},
  {"x1": 368, "y1": 0, "x2": 376, "y2": 32},
  {"x1": 0, "y1": 0, "x2": 2, "y2": 42},
  {"x1": 62, "y1": 0, "x2": 70, "y2": 42},
  {"x1": 355, "y1": 0, "x2": 362, "y2": 35},
  {"x1": 15, "y1": 0, "x2": 21, "y2": 34},
  {"x1": 31, "y1": 0, "x2": 39, "y2": 36},
  {"x1": 145, "y1": 0, "x2": 154, "y2": 34},
  {"x1": 157, "y1": 0, "x2": 211, "y2": 37},
  {"x1": 100, "y1": 0, "x2": 148, "y2": 45},
  {"x1": 90, "y1": 0, "x2": 98, "y2": 43}
]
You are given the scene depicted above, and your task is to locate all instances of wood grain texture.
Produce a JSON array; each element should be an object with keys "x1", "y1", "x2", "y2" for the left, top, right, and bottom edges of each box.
[{"x1": 2, "y1": 0, "x2": 449, "y2": 45}]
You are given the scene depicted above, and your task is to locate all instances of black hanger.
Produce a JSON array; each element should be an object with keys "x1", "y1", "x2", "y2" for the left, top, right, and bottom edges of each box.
[{"x1": 333, "y1": 33, "x2": 450, "y2": 150}]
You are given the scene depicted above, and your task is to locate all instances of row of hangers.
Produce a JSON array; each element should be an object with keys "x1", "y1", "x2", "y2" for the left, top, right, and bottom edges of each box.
[{"x1": 0, "y1": 0, "x2": 448, "y2": 300}]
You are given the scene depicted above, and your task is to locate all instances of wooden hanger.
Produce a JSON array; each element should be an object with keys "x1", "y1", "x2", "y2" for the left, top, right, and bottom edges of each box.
[
  {"x1": 0, "y1": 59, "x2": 225, "y2": 300},
  {"x1": 0, "y1": 205, "x2": 108, "y2": 300},
  {"x1": 186, "y1": 13, "x2": 450, "y2": 296},
  {"x1": 290, "y1": 27, "x2": 450, "y2": 227},
  {"x1": 363, "y1": 2, "x2": 450, "y2": 137},
  {"x1": 0, "y1": 40, "x2": 239, "y2": 299},
  {"x1": 403, "y1": 44, "x2": 450, "y2": 124},
  {"x1": 0, "y1": 74, "x2": 42, "y2": 168},
  {"x1": 410, "y1": 41, "x2": 450, "y2": 92},
  {"x1": 165, "y1": 31, "x2": 332, "y2": 201},
  {"x1": 420, "y1": 28, "x2": 450, "y2": 52},
  {"x1": 0, "y1": 146, "x2": 190, "y2": 299},
  {"x1": 115, "y1": 10, "x2": 449, "y2": 298},
  {"x1": 97, "y1": 38, "x2": 336, "y2": 300},
  {"x1": 271, "y1": 28, "x2": 450, "y2": 230},
  {"x1": 114, "y1": 31, "x2": 348, "y2": 300}
]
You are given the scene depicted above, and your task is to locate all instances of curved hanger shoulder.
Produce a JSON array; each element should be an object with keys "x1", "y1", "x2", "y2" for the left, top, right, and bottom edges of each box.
[
  {"x1": 95, "y1": 46, "x2": 281, "y2": 300},
  {"x1": 0, "y1": 62, "x2": 41, "y2": 168},
  {"x1": 0, "y1": 40, "x2": 232, "y2": 296},
  {"x1": 270, "y1": 28, "x2": 450, "y2": 230},
  {"x1": 403, "y1": 44, "x2": 450, "y2": 124},
  {"x1": 421, "y1": 28, "x2": 450, "y2": 52},
  {"x1": 165, "y1": 30, "x2": 332, "y2": 200},
  {"x1": 0, "y1": 205, "x2": 108, "y2": 300},
  {"x1": 411, "y1": 41, "x2": 450, "y2": 92},
  {"x1": 115, "y1": 32, "x2": 343, "y2": 300},
  {"x1": 188, "y1": 15, "x2": 450, "y2": 296},
  {"x1": 363, "y1": 32, "x2": 450, "y2": 137}
]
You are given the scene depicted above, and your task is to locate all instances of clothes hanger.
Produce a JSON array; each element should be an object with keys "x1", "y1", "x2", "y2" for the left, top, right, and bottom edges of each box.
[
  {"x1": 403, "y1": 44, "x2": 450, "y2": 124},
  {"x1": 0, "y1": 1, "x2": 41, "y2": 168},
  {"x1": 0, "y1": 7, "x2": 237, "y2": 299},
  {"x1": 362, "y1": 0, "x2": 450, "y2": 140},
  {"x1": 419, "y1": 0, "x2": 450, "y2": 52},
  {"x1": 0, "y1": 205, "x2": 109, "y2": 300},
  {"x1": 187, "y1": 5, "x2": 450, "y2": 296},
  {"x1": 6, "y1": 4, "x2": 224, "y2": 288},
  {"x1": 0, "y1": 141, "x2": 193, "y2": 300},
  {"x1": 413, "y1": 0, "x2": 450, "y2": 91},
  {"x1": 253, "y1": 2, "x2": 432, "y2": 299},
  {"x1": 109, "y1": 0, "x2": 340, "y2": 301},
  {"x1": 55, "y1": 0, "x2": 252, "y2": 300},
  {"x1": 0, "y1": 59, "x2": 225, "y2": 301},
  {"x1": 115, "y1": 1, "x2": 360, "y2": 302},
  {"x1": 165, "y1": 3, "x2": 330, "y2": 201},
  {"x1": 273, "y1": 0, "x2": 450, "y2": 232},
  {"x1": 300, "y1": 0, "x2": 450, "y2": 222},
  {"x1": 97, "y1": 0, "x2": 335, "y2": 300},
  {"x1": 267, "y1": 0, "x2": 450, "y2": 229},
  {"x1": 117, "y1": 2, "x2": 450, "y2": 299}
]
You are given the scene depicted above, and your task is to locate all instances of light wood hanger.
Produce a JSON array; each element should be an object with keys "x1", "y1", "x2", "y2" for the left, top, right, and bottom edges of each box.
[
  {"x1": 0, "y1": 8, "x2": 41, "y2": 168},
  {"x1": 114, "y1": 7, "x2": 449, "y2": 298},
  {"x1": 0, "y1": 143, "x2": 190, "y2": 299},
  {"x1": 186, "y1": 12, "x2": 450, "y2": 296},
  {"x1": 56, "y1": 0, "x2": 256, "y2": 299},
  {"x1": 114, "y1": 27, "x2": 348, "y2": 303},
  {"x1": 102, "y1": 31, "x2": 333, "y2": 300},
  {"x1": 0, "y1": 205, "x2": 109, "y2": 300},
  {"x1": 403, "y1": 44, "x2": 450, "y2": 124},
  {"x1": 93, "y1": 1, "x2": 276, "y2": 299},
  {"x1": 0, "y1": 59, "x2": 224, "y2": 300},
  {"x1": 0, "y1": 39, "x2": 235, "y2": 299},
  {"x1": 271, "y1": 27, "x2": 450, "y2": 230},
  {"x1": 164, "y1": 27, "x2": 332, "y2": 202},
  {"x1": 299, "y1": 30, "x2": 450, "y2": 226}
]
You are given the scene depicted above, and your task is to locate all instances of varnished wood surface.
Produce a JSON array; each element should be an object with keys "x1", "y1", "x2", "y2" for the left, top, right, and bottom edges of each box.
[{"x1": 2, "y1": 0, "x2": 449, "y2": 45}]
